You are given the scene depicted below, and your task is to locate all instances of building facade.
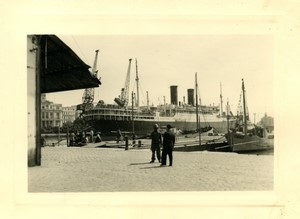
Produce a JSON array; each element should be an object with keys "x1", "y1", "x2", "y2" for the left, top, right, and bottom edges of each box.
[
  {"x1": 62, "y1": 105, "x2": 78, "y2": 124},
  {"x1": 41, "y1": 94, "x2": 63, "y2": 128}
]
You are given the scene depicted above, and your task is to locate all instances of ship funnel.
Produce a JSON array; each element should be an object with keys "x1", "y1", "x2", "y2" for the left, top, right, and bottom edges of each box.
[
  {"x1": 170, "y1": 85, "x2": 178, "y2": 106},
  {"x1": 187, "y1": 89, "x2": 194, "y2": 106}
]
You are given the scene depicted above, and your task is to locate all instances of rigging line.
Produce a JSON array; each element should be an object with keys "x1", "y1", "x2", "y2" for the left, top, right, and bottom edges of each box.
[
  {"x1": 131, "y1": 80, "x2": 137, "y2": 104},
  {"x1": 131, "y1": 79, "x2": 145, "y2": 106},
  {"x1": 245, "y1": 91, "x2": 249, "y2": 117},
  {"x1": 131, "y1": 79, "x2": 136, "y2": 92},
  {"x1": 138, "y1": 81, "x2": 147, "y2": 106},
  {"x1": 197, "y1": 82, "x2": 203, "y2": 106},
  {"x1": 196, "y1": 84, "x2": 206, "y2": 124},
  {"x1": 157, "y1": 97, "x2": 162, "y2": 105},
  {"x1": 196, "y1": 85, "x2": 213, "y2": 127},
  {"x1": 71, "y1": 36, "x2": 88, "y2": 64}
]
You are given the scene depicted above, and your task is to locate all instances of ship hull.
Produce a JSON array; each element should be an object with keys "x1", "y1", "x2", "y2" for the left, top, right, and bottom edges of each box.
[
  {"x1": 85, "y1": 103, "x2": 236, "y2": 137},
  {"x1": 88, "y1": 118, "x2": 235, "y2": 136},
  {"x1": 227, "y1": 133, "x2": 274, "y2": 153}
]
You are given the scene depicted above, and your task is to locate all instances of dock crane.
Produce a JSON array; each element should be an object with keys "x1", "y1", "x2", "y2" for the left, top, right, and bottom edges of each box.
[
  {"x1": 114, "y1": 58, "x2": 132, "y2": 107},
  {"x1": 81, "y1": 49, "x2": 99, "y2": 113}
]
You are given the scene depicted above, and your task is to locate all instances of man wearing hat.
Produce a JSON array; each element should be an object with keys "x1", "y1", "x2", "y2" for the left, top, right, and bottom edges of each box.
[
  {"x1": 150, "y1": 124, "x2": 162, "y2": 163},
  {"x1": 161, "y1": 124, "x2": 176, "y2": 166}
]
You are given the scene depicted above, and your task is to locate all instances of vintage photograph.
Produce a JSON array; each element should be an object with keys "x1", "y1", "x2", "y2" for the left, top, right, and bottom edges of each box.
[{"x1": 27, "y1": 34, "x2": 274, "y2": 192}]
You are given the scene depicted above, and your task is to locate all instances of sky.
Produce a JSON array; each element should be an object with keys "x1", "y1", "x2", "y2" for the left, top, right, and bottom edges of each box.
[{"x1": 46, "y1": 35, "x2": 273, "y2": 122}]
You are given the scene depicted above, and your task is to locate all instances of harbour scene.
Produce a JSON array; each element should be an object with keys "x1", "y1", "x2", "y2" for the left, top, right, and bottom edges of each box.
[
  {"x1": 41, "y1": 35, "x2": 274, "y2": 154},
  {"x1": 28, "y1": 34, "x2": 274, "y2": 192}
]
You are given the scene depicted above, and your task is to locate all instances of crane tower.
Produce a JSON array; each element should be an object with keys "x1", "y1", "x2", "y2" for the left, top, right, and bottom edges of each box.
[
  {"x1": 81, "y1": 50, "x2": 99, "y2": 112},
  {"x1": 114, "y1": 58, "x2": 132, "y2": 107}
]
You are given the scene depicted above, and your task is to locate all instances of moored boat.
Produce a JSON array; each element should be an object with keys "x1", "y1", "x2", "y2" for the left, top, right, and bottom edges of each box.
[{"x1": 225, "y1": 79, "x2": 274, "y2": 153}]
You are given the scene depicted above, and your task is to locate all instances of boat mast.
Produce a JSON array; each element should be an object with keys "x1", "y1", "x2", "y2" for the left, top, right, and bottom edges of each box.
[
  {"x1": 195, "y1": 72, "x2": 201, "y2": 146},
  {"x1": 242, "y1": 79, "x2": 247, "y2": 135},
  {"x1": 135, "y1": 58, "x2": 139, "y2": 107},
  {"x1": 226, "y1": 98, "x2": 230, "y2": 133},
  {"x1": 163, "y1": 96, "x2": 166, "y2": 113},
  {"x1": 131, "y1": 91, "x2": 135, "y2": 135},
  {"x1": 220, "y1": 82, "x2": 223, "y2": 117},
  {"x1": 226, "y1": 98, "x2": 232, "y2": 146}
]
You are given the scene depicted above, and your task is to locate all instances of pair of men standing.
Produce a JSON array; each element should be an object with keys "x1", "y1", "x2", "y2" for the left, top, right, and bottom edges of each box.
[{"x1": 150, "y1": 124, "x2": 175, "y2": 166}]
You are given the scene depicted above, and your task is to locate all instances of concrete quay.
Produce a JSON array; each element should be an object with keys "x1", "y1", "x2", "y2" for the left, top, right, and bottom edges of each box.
[{"x1": 28, "y1": 143, "x2": 273, "y2": 192}]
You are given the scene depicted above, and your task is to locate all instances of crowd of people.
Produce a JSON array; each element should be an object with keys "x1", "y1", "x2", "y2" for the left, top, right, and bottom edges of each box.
[
  {"x1": 69, "y1": 130, "x2": 102, "y2": 146},
  {"x1": 68, "y1": 124, "x2": 175, "y2": 166}
]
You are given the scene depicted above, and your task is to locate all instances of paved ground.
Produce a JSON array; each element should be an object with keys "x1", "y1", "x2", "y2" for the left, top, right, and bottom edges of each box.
[{"x1": 28, "y1": 145, "x2": 273, "y2": 192}]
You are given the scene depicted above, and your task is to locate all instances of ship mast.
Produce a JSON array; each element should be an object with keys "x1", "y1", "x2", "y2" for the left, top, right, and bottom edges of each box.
[
  {"x1": 146, "y1": 91, "x2": 149, "y2": 110},
  {"x1": 195, "y1": 72, "x2": 201, "y2": 147},
  {"x1": 135, "y1": 58, "x2": 140, "y2": 107},
  {"x1": 242, "y1": 79, "x2": 247, "y2": 135}
]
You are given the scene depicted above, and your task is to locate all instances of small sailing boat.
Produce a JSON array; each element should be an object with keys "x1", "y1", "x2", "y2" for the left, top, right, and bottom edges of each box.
[
  {"x1": 226, "y1": 79, "x2": 274, "y2": 153},
  {"x1": 195, "y1": 73, "x2": 228, "y2": 151}
]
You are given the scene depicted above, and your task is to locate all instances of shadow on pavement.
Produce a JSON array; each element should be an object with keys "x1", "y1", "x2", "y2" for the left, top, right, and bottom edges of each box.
[
  {"x1": 139, "y1": 165, "x2": 166, "y2": 169},
  {"x1": 129, "y1": 162, "x2": 152, "y2": 166}
]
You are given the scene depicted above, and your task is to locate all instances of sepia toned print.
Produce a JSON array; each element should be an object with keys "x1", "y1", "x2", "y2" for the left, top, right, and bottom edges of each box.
[{"x1": 28, "y1": 35, "x2": 273, "y2": 192}]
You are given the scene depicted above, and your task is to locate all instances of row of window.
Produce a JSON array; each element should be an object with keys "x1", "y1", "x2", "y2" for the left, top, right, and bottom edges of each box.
[
  {"x1": 41, "y1": 105, "x2": 62, "y2": 110},
  {"x1": 42, "y1": 113, "x2": 76, "y2": 121},
  {"x1": 42, "y1": 112, "x2": 61, "y2": 119},
  {"x1": 86, "y1": 115, "x2": 155, "y2": 121},
  {"x1": 63, "y1": 108, "x2": 76, "y2": 111},
  {"x1": 87, "y1": 110, "x2": 154, "y2": 117},
  {"x1": 63, "y1": 112, "x2": 76, "y2": 115}
]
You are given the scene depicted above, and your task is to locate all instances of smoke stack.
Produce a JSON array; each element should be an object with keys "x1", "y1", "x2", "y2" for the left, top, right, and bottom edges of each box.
[
  {"x1": 170, "y1": 85, "x2": 178, "y2": 105},
  {"x1": 187, "y1": 89, "x2": 194, "y2": 106}
]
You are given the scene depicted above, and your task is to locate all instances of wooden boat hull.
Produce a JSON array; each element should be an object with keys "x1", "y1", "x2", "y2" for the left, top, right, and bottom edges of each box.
[{"x1": 227, "y1": 133, "x2": 274, "y2": 153}]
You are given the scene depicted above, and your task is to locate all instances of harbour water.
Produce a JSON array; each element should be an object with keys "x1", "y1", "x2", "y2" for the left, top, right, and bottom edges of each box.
[{"x1": 41, "y1": 133, "x2": 68, "y2": 146}]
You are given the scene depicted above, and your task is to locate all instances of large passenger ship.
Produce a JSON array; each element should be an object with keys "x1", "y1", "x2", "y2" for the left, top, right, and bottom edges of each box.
[
  {"x1": 84, "y1": 100, "x2": 236, "y2": 136},
  {"x1": 82, "y1": 58, "x2": 236, "y2": 136}
]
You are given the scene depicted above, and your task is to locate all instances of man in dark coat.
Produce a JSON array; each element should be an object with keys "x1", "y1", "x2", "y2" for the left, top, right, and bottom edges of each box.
[
  {"x1": 150, "y1": 124, "x2": 162, "y2": 163},
  {"x1": 161, "y1": 124, "x2": 175, "y2": 166},
  {"x1": 116, "y1": 129, "x2": 122, "y2": 143}
]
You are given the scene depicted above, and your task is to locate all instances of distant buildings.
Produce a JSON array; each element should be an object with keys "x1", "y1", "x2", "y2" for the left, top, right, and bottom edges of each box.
[
  {"x1": 258, "y1": 113, "x2": 274, "y2": 132},
  {"x1": 41, "y1": 94, "x2": 63, "y2": 128},
  {"x1": 62, "y1": 105, "x2": 79, "y2": 124},
  {"x1": 41, "y1": 94, "x2": 79, "y2": 129}
]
